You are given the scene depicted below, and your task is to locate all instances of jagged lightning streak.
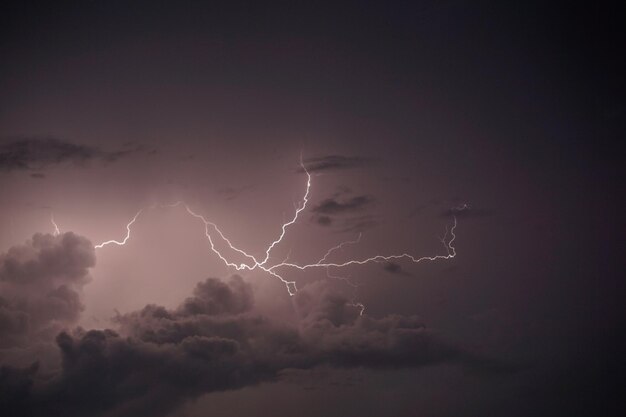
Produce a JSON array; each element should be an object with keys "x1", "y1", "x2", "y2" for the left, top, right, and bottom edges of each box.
[
  {"x1": 94, "y1": 209, "x2": 143, "y2": 248},
  {"x1": 319, "y1": 233, "x2": 362, "y2": 264},
  {"x1": 258, "y1": 156, "x2": 311, "y2": 267},
  {"x1": 91, "y1": 157, "x2": 460, "y2": 306},
  {"x1": 50, "y1": 214, "x2": 60, "y2": 236},
  {"x1": 268, "y1": 216, "x2": 457, "y2": 273}
]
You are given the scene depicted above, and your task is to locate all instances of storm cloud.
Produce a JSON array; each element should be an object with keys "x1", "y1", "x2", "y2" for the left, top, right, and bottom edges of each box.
[
  {"x1": 0, "y1": 257, "x2": 488, "y2": 417},
  {"x1": 0, "y1": 137, "x2": 143, "y2": 172},
  {"x1": 0, "y1": 233, "x2": 95, "y2": 353}
]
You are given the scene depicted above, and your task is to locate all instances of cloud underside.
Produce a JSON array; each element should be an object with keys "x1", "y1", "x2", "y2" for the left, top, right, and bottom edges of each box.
[
  {"x1": 0, "y1": 137, "x2": 142, "y2": 172},
  {"x1": 312, "y1": 195, "x2": 373, "y2": 215},
  {"x1": 298, "y1": 155, "x2": 371, "y2": 173},
  {"x1": 311, "y1": 195, "x2": 378, "y2": 232},
  {"x1": 0, "y1": 233, "x2": 489, "y2": 417}
]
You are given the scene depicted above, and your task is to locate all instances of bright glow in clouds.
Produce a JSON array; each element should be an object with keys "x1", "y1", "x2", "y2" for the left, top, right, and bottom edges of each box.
[
  {"x1": 90, "y1": 158, "x2": 460, "y2": 309},
  {"x1": 50, "y1": 213, "x2": 60, "y2": 236}
]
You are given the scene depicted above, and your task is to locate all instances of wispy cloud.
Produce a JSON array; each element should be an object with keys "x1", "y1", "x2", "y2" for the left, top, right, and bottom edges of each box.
[
  {"x1": 312, "y1": 195, "x2": 374, "y2": 215},
  {"x1": 0, "y1": 136, "x2": 147, "y2": 172},
  {"x1": 298, "y1": 155, "x2": 373, "y2": 173},
  {"x1": 382, "y1": 261, "x2": 412, "y2": 276}
]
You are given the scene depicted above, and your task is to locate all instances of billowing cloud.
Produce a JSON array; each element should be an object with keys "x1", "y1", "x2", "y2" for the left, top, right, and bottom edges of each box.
[
  {"x1": 0, "y1": 233, "x2": 95, "y2": 352},
  {"x1": 0, "y1": 265, "x2": 493, "y2": 417},
  {"x1": 0, "y1": 137, "x2": 145, "y2": 173}
]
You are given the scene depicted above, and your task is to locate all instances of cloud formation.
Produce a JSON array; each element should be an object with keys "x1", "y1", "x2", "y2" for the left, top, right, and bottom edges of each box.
[
  {"x1": 0, "y1": 251, "x2": 489, "y2": 417},
  {"x1": 311, "y1": 195, "x2": 374, "y2": 215},
  {"x1": 0, "y1": 137, "x2": 143, "y2": 172},
  {"x1": 0, "y1": 233, "x2": 95, "y2": 354},
  {"x1": 310, "y1": 194, "x2": 378, "y2": 232},
  {"x1": 298, "y1": 155, "x2": 372, "y2": 173}
]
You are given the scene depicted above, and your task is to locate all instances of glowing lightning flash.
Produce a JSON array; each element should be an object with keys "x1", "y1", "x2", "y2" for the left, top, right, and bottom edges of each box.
[
  {"x1": 50, "y1": 214, "x2": 60, "y2": 236},
  {"x1": 91, "y1": 158, "x2": 460, "y2": 308},
  {"x1": 94, "y1": 210, "x2": 143, "y2": 248}
]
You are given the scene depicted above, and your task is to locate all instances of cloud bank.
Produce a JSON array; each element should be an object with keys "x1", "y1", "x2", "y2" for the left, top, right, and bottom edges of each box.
[
  {"x1": 0, "y1": 233, "x2": 95, "y2": 355},
  {"x1": 0, "y1": 232, "x2": 491, "y2": 417}
]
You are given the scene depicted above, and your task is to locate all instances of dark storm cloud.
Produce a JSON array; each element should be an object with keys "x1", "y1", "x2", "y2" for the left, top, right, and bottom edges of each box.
[
  {"x1": 0, "y1": 137, "x2": 145, "y2": 172},
  {"x1": 177, "y1": 275, "x2": 253, "y2": 316},
  {"x1": 311, "y1": 195, "x2": 374, "y2": 215},
  {"x1": 0, "y1": 275, "x2": 495, "y2": 417},
  {"x1": 298, "y1": 155, "x2": 373, "y2": 173},
  {"x1": 0, "y1": 232, "x2": 95, "y2": 351}
]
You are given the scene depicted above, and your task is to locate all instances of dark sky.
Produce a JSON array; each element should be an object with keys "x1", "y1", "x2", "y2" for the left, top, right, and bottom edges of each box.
[{"x1": 1, "y1": 2, "x2": 624, "y2": 416}]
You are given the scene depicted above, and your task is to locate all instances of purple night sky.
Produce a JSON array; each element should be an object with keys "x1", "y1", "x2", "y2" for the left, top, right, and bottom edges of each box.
[{"x1": 1, "y1": 2, "x2": 623, "y2": 417}]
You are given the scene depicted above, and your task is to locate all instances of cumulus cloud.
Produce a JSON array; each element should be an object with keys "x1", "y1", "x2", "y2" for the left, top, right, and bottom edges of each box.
[
  {"x1": 0, "y1": 269, "x2": 494, "y2": 417},
  {"x1": 0, "y1": 233, "x2": 95, "y2": 352},
  {"x1": 0, "y1": 137, "x2": 145, "y2": 173},
  {"x1": 0, "y1": 231, "x2": 504, "y2": 417}
]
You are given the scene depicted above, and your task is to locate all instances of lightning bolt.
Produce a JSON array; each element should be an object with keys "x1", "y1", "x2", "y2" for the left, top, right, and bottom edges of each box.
[
  {"x1": 90, "y1": 158, "x2": 460, "y2": 307},
  {"x1": 258, "y1": 155, "x2": 312, "y2": 267},
  {"x1": 318, "y1": 233, "x2": 362, "y2": 264},
  {"x1": 94, "y1": 209, "x2": 143, "y2": 248},
  {"x1": 50, "y1": 214, "x2": 60, "y2": 236},
  {"x1": 267, "y1": 216, "x2": 456, "y2": 273}
]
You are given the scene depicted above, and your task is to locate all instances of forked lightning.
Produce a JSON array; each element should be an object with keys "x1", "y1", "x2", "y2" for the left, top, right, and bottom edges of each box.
[{"x1": 89, "y1": 158, "x2": 459, "y2": 308}]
